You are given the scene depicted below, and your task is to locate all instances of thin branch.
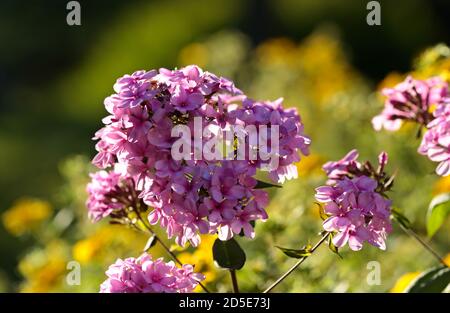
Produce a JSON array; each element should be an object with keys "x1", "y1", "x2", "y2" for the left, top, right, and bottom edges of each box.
[
  {"x1": 263, "y1": 232, "x2": 330, "y2": 293},
  {"x1": 398, "y1": 223, "x2": 447, "y2": 267}
]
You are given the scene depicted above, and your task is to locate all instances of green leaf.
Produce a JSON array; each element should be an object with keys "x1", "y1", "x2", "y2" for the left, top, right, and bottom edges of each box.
[
  {"x1": 383, "y1": 170, "x2": 396, "y2": 190},
  {"x1": 391, "y1": 207, "x2": 411, "y2": 229},
  {"x1": 328, "y1": 234, "x2": 343, "y2": 259},
  {"x1": 405, "y1": 266, "x2": 450, "y2": 293},
  {"x1": 143, "y1": 234, "x2": 157, "y2": 252},
  {"x1": 276, "y1": 244, "x2": 312, "y2": 259},
  {"x1": 255, "y1": 180, "x2": 282, "y2": 189},
  {"x1": 315, "y1": 203, "x2": 329, "y2": 221},
  {"x1": 427, "y1": 193, "x2": 450, "y2": 238},
  {"x1": 212, "y1": 238, "x2": 246, "y2": 270}
]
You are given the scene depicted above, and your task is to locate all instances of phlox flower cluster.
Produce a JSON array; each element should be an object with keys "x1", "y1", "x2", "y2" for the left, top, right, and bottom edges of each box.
[
  {"x1": 100, "y1": 253, "x2": 204, "y2": 293},
  {"x1": 315, "y1": 150, "x2": 392, "y2": 251},
  {"x1": 372, "y1": 75, "x2": 450, "y2": 176},
  {"x1": 86, "y1": 170, "x2": 135, "y2": 222},
  {"x1": 88, "y1": 65, "x2": 310, "y2": 246},
  {"x1": 418, "y1": 87, "x2": 450, "y2": 176}
]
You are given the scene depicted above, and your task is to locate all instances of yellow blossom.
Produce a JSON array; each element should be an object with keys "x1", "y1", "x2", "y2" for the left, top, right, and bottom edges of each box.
[
  {"x1": 296, "y1": 154, "x2": 325, "y2": 177},
  {"x1": 73, "y1": 237, "x2": 103, "y2": 265},
  {"x1": 2, "y1": 198, "x2": 52, "y2": 236},
  {"x1": 178, "y1": 235, "x2": 218, "y2": 289},
  {"x1": 19, "y1": 240, "x2": 68, "y2": 292},
  {"x1": 256, "y1": 38, "x2": 298, "y2": 66},
  {"x1": 390, "y1": 272, "x2": 421, "y2": 293},
  {"x1": 443, "y1": 253, "x2": 450, "y2": 267},
  {"x1": 297, "y1": 32, "x2": 361, "y2": 105},
  {"x1": 377, "y1": 72, "x2": 405, "y2": 94},
  {"x1": 433, "y1": 176, "x2": 450, "y2": 195},
  {"x1": 178, "y1": 43, "x2": 209, "y2": 68},
  {"x1": 72, "y1": 224, "x2": 151, "y2": 265}
]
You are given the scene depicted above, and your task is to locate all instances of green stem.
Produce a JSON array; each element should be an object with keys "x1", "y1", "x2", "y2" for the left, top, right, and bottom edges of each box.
[
  {"x1": 229, "y1": 269, "x2": 239, "y2": 293},
  {"x1": 133, "y1": 207, "x2": 211, "y2": 293},
  {"x1": 263, "y1": 232, "x2": 330, "y2": 293},
  {"x1": 398, "y1": 223, "x2": 447, "y2": 267}
]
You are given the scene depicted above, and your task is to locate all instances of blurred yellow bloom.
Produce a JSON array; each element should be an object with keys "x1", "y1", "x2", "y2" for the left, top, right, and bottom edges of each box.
[
  {"x1": 72, "y1": 224, "x2": 150, "y2": 265},
  {"x1": 381, "y1": 45, "x2": 450, "y2": 95},
  {"x1": 297, "y1": 32, "x2": 361, "y2": 105},
  {"x1": 19, "y1": 240, "x2": 68, "y2": 292},
  {"x1": 178, "y1": 235, "x2": 218, "y2": 289},
  {"x1": 433, "y1": 176, "x2": 450, "y2": 195},
  {"x1": 444, "y1": 253, "x2": 450, "y2": 267},
  {"x1": 73, "y1": 237, "x2": 103, "y2": 265},
  {"x1": 413, "y1": 44, "x2": 450, "y2": 82},
  {"x1": 256, "y1": 38, "x2": 298, "y2": 66},
  {"x1": 296, "y1": 154, "x2": 325, "y2": 177},
  {"x1": 390, "y1": 272, "x2": 421, "y2": 293},
  {"x1": 178, "y1": 43, "x2": 209, "y2": 68},
  {"x1": 377, "y1": 72, "x2": 405, "y2": 93},
  {"x1": 2, "y1": 198, "x2": 52, "y2": 236}
]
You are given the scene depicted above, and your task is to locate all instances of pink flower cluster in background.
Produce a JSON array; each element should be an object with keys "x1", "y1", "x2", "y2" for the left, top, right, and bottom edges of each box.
[
  {"x1": 100, "y1": 253, "x2": 204, "y2": 293},
  {"x1": 315, "y1": 150, "x2": 392, "y2": 251},
  {"x1": 88, "y1": 65, "x2": 310, "y2": 246},
  {"x1": 373, "y1": 75, "x2": 450, "y2": 176},
  {"x1": 372, "y1": 76, "x2": 446, "y2": 131}
]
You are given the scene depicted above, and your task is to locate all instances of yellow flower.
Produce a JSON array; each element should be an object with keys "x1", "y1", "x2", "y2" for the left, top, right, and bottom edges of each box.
[
  {"x1": 72, "y1": 223, "x2": 151, "y2": 265},
  {"x1": 178, "y1": 43, "x2": 209, "y2": 68},
  {"x1": 414, "y1": 44, "x2": 450, "y2": 75},
  {"x1": 385, "y1": 44, "x2": 450, "y2": 89},
  {"x1": 443, "y1": 253, "x2": 450, "y2": 267},
  {"x1": 19, "y1": 240, "x2": 68, "y2": 292},
  {"x1": 72, "y1": 237, "x2": 103, "y2": 265},
  {"x1": 296, "y1": 154, "x2": 325, "y2": 177},
  {"x1": 377, "y1": 72, "x2": 405, "y2": 94},
  {"x1": 2, "y1": 198, "x2": 52, "y2": 236},
  {"x1": 433, "y1": 176, "x2": 450, "y2": 195},
  {"x1": 390, "y1": 272, "x2": 421, "y2": 293},
  {"x1": 178, "y1": 235, "x2": 218, "y2": 289},
  {"x1": 296, "y1": 32, "x2": 362, "y2": 105},
  {"x1": 256, "y1": 38, "x2": 298, "y2": 66}
]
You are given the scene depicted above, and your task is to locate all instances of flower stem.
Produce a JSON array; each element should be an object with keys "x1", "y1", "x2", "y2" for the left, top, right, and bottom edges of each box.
[
  {"x1": 133, "y1": 207, "x2": 211, "y2": 293},
  {"x1": 263, "y1": 232, "x2": 330, "y2": 293},
  {"x1": 229, "y1": 269, "x2": 240, "y2": 293},
  {"x1": 398, "y1": 223, "x2": 447, "y2": 267}
]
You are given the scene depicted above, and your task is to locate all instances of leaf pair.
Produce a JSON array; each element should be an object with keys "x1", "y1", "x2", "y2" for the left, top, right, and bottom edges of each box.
[
  {"x1": 276, "y1": 233, "x2": 342, "y2": 260},
  {"x1": 276, "y1": 245, "x2": 312, "y2": 259}
]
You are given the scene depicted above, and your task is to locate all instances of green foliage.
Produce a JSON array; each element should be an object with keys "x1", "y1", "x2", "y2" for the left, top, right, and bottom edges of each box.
[
  {"x1": 212, "y1": 238, "x2": 246, "y2": 270},
  {"x1": 405, "y1": 266, "x2": 450, "y2": 293},
  {"x1": 255, "y1": 180, "x2": 282, "y2": 189},
  {"x1": 391, "y1": 207, "x2": 412, "y2": 229},
  {"x1": 276, "y1": 244, "x2": 312, "y2": 259},
  {"x1": 327, "y1": 234, "x2": 343, "y2": 259},
  {"x1": 427, "y1": 193, "x2": 450, "y2": 237},
  {"x1": 316, "y1": 203, "x2": 329, "y2": 221}
]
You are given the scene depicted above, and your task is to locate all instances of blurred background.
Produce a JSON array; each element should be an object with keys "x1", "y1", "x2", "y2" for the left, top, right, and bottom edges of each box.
[{"x1": 0, "y1": 0, "x2": 449, "y2": 292}]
